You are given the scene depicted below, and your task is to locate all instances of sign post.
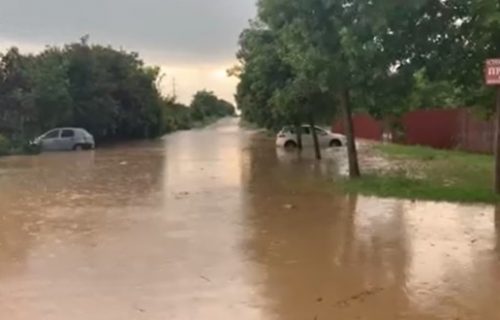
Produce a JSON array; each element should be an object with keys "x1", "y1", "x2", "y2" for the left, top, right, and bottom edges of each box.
[{"x1": 485, "y1": 59, "x2": 500, "y2": 194}]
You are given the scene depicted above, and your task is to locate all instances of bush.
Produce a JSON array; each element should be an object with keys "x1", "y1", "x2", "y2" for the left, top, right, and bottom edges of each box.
[
  {"x1": 0, "y1": 137, "x2": 41, "y2": 156},
  {"x1": 22, "y1": 142, "x2": 42, "y2": 155},
  {"x1": 0, "y1": 135, "x2": 11, "y2": 156}
]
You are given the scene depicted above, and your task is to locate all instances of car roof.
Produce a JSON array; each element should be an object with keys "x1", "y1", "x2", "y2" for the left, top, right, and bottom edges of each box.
[
  {"x1": 50, "y1": 127, "x2": 88, "y2": 131},
  {"x1": 282, "y1": 125, "x2": 327, "y2": 129}
]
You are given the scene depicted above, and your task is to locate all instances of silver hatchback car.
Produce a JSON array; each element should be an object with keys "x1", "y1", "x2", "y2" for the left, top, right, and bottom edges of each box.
[{"x1": 34, "y1": 128, "x2": 95, "y2": 151}]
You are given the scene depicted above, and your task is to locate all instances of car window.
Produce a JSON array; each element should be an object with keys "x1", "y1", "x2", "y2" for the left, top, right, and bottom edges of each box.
[
  {"x1": 315, "y1": 128, "x2": 327, "y2": 135},
  {"x1": 61, "y1": 130, "x2": 75, "y2": 138},
  {"x1": 44, "y1": 130, "x2": 60, "y2": 139},
  {"x1": 302, "y1": 127, "x2": 311, "y2": 135}
]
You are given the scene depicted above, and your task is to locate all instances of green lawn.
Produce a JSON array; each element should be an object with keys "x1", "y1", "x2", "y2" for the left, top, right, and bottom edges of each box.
[{"x1": 341, "y1": 143, "x2": 500, "y2": 204}]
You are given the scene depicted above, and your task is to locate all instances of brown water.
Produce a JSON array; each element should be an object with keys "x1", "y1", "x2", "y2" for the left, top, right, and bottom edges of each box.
[{"x1": 0, "y1": 118, "x2": 499, "y2": 320}]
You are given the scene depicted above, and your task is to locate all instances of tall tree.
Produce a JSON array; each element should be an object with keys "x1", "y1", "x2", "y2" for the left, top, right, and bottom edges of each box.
[
  {"x1": 235, "y1": 21, "x2": 336, "y2": 158},
  {"x1": 233, "y1": 23, "x2": 294, "y2": 131},
  {"x1": 0, "y1": 48, "x2": 35, "y2": 138},
  {"x1": 258, "y1": 0, "x2": 380, "y2": 176},
  {"x1": 1, "y1": 39, "x2": 235, "y2": 146},
  {"x1": 257, "y1": 0, "x2": 451, "y2": 175},
  {"x1": 31, "y1": 48, "x2": 73, "y2": 132},
  {"x1": 190, "y1": 90, "x2": 235, "y2": 121}
]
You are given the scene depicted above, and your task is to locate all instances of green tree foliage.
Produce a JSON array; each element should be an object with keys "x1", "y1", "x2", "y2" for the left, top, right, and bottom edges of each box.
[
  {"x1": 63, "y1": 41, "x2": 164, "y2": 140},
  {"x1": 0, "y1": 134, "x2": 10, "y2": 155},
  {"x1": 378, "y1": 0, "x2": 500, "y2": 191},
  {"x1": 235, "y1": 21, "x2": 339, "y2": 158},
  {"x1": 0, "y1": 40, "x2": 234, "y2": 146},
  {"x1": 233, "y1": 23, "x2": 294, "y2": 130},
  {"x1": 236, "y1": 0, "x2": 483, "y2": 173},
  {"x1": 380, "y1": 0, "x2": 499, "y2": 108},
  {"x1": 190, "y1": 90, "x2": 235, "y2": 121},
  {"x1": 257, "y1": 0, "x2": 396, "y2": 172},
  {"x1": 32, "y1": 48, "x2": 73, "y2": 133},
  {"x1": 0, "y1": 48, "x2": 35, "y2": 138},
  {"x1": 408, "y1": 69, "x2": 463, "y2": 110},
  {"x1": 160, "y1": 97, "x2": 194, "y2": 132}
]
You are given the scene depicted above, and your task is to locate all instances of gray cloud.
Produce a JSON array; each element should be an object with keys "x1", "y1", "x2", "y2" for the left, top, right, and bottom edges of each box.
[{"x1": 0, "y1": 0, "x2": 256, "y2": 64}]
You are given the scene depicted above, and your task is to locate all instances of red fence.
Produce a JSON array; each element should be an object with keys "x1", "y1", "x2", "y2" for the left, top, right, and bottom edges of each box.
[
  {"x1": 332, "y1": 108, "x2": 495, "y2": 154},
  {"x1": 402, "y1": 109, "x2": 460, "y2": 149},
  {"x1": 456, "y1": 110, "x2": 494, "y2": 154},
  {"x1": 332, "y1": 114, "x2": 383, "y2": 141}
]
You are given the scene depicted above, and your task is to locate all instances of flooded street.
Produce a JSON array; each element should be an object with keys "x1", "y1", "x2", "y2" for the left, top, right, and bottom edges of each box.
[{"x1": 1, "y1": 118, "x2": 500, "y2": 320}]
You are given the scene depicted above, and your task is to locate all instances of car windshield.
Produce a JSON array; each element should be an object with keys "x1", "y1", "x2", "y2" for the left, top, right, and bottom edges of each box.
[
  {"x1": 43, "y1": 130, "x2": 60, "y2": 139},
  {"x1": 82, "y1": 130, "x2": 90, "y2": 137},
  {"x1": 315, "y1": 128, "x2": 327, "y2": 134}
]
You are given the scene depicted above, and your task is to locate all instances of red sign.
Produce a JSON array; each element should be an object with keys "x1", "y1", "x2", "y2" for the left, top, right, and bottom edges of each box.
[{"x1": 485, "y1": 59, "x2": 500, "y2": 85}]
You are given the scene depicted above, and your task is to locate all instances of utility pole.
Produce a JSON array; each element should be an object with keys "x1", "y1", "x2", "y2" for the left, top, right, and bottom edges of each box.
[
  {"x1": 172, "y1": 77, "x2": 177, "y2": 100},
  {"x1": 485, "y1": 59, "x2": 500, "y2": 193},
  {"x1": 495, "y1": 88, "x2": 500, "y2": 193}
]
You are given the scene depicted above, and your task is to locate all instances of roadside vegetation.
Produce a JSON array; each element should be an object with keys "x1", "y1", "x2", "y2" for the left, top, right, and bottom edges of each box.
[
  {"x1": 0, "y1": 134, "x2": 41, "y2": 156},
  {"x1": 341, "y1": 144, "x2": 500, "y2": 204},
  {"x1": 233, "y1": 0, "x2": 500, "y2": 198},
  {"x1": 0, "y1": 37, "x2": 235, "y2": 156}
]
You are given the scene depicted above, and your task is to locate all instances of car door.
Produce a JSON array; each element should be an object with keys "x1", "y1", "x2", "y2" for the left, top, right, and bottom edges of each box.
[
  {"x1": 301, "y1": 126, "x2": 313, "y2": 146},
  {"x1": 315, "y1": 127, "x2": 330, "y2": 147},
  {"x1": 59, "y1": 129, "x2": 76, "y2": 151},
  {"x1": 40, "y1": 130, "x2": 61, "y2": 151}
]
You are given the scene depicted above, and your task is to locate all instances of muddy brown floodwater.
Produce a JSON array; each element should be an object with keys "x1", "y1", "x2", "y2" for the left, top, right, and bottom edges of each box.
[{"x1": 1, "y1": 118, "x2": 500, "y2": 320}]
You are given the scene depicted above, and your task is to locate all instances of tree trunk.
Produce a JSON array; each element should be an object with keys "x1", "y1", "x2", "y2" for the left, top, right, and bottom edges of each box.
[
  {"x1": 309, "y1": 115, "x2": 321, "y2": 160},
  {"x1": 495, "y1": 87, "x2": 500, "y2": 193},
  {"x1": 339, "y1": 89, "x2": 361, "y2": 178},
  {"x1": 495, "y1": 205, "x2": 500, "y2": 250},
  {"x1": 295, "y1": 124, "x2": 303, "y2": 150}
]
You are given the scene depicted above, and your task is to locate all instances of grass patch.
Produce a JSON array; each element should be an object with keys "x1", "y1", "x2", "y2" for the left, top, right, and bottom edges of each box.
[{"x1": 341, "y1": 143, "x2": 500, "y2": 204}]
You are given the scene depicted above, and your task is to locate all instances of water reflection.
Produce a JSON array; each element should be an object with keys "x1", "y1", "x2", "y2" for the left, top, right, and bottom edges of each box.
[
  {"x1": 244, "y1": 132, "x2": 500, "y2": 319},
  {"x1": 244, "y1": 137, "x2": 409, "y2": 319},
  {"x1": 496, "y1": 205, "x2": 500, "y2": 252}
]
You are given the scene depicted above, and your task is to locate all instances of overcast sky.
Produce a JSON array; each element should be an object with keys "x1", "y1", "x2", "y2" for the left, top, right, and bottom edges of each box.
[{"x1": 0, "y1": 0, "x2": 256, "y2": 104}]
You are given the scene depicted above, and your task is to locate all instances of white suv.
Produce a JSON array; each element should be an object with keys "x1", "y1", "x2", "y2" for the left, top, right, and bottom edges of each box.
[
  {"x1": 276, "y1": 125, "x2": 346, "y2": 149},
  {"x1": 33, "y1": 128, "x2": 95, "y2": 152}
]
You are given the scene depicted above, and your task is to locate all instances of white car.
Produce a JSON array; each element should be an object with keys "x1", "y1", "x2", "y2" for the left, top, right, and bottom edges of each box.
[
  {"x1": 33, "y1": 128, "x2": 95, "y2": 152},
  {"x1": 276, "y1": 125, "x2": 346, "y2": 149}
]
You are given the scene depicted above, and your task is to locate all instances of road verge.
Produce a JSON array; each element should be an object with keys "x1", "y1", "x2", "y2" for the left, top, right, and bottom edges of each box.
[{"x1": 340, "y1": 143, "x2": 500, "y2": 204}]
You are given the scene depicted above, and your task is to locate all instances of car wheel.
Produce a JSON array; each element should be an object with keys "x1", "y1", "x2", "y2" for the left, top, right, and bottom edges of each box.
[
  {"x1": 73, "y1": 144, "x2": 83, "y2": 151},
  {"x1": 330, "y1": 140, "x2": 342, "y2": 147},
  {"x1": 284, "y1": 141, "x2": 298, "y2": 149}
]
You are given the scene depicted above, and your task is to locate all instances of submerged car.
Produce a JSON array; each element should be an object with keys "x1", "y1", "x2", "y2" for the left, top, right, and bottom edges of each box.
[
  {"x1": 33, "y1": 128, "x2": 95, "y2": 152},
  {"x1": 276, "y1": 125, "x2": 346, "y2": 149}
]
